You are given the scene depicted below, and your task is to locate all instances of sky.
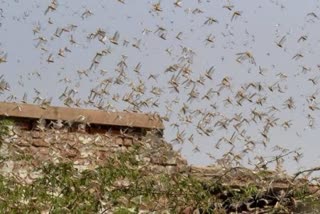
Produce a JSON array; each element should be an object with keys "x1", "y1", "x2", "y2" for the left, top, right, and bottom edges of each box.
[{"x1": 1, "y1": 0, "x2": 320, "y2": 175}]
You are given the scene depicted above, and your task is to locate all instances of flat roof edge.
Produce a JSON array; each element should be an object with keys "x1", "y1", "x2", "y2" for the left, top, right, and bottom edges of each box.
[{"x1": 0, "y1": 102, "x2": 164, "y2": 130}]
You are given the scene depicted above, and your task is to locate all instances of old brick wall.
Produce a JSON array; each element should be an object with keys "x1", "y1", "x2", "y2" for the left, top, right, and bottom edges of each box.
[
  {"x1": 0, "y1": 124, "x2": 189, "y2": 184},
  {"x1": 0, "y1": 102, "x2": 190, "y2": 184}
]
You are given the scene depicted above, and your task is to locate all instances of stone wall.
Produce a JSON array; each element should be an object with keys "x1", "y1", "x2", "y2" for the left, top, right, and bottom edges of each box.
[
  {"x1": 0, "y1": 102, "x2": 319, "y2": 213},
  {"x1": 0, "y1": 123, "x2": 189, "y2": 184}
]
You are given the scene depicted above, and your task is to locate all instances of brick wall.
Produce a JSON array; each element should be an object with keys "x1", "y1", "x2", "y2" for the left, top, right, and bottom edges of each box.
[{"x1": 0, "y1": 102, "x2": 188, "y2": 184}]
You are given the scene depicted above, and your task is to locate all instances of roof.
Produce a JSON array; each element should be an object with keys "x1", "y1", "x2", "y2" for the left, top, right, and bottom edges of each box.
[{"x1": 0, "y1": 102, "x2": 164, "y2": 129}]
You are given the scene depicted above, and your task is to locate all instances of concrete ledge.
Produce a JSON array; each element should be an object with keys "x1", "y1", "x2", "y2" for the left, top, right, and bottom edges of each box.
[{"x1": 0, "y1": 102, "x2": 163, "y2": 129}]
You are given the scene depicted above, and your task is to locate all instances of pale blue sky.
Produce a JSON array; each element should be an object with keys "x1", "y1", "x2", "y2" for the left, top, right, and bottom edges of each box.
[{"x1": 1, "y1": 0, "x2": 320, "y2": 174}]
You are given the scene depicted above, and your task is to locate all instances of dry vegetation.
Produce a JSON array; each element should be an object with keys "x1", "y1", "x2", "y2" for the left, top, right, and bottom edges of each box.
[{"x1": 0, "y1": 119, "x2": 319, "y2": 213}]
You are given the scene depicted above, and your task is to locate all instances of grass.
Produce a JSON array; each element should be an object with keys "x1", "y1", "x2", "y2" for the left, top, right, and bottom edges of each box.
[{"x1": 0, "y1": 118, "x2": 13, "y2": 138}]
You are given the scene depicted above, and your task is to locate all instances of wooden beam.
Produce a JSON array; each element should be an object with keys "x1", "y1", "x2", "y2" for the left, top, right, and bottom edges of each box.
[{"x1": 0, "y1": 102, "x2": 164, "y2": 130}]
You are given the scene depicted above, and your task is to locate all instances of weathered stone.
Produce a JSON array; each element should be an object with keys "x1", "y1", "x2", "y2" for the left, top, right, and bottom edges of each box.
[
  {"x1": 73, "y1": 163, "x2": 89, "y2": 172},
  {"x1": 150, "y1": 156, "x2": 162, "y2": 165},
  {"x1": 31, "y1": 131, "x2": 44, "y2": 139},
  {"x1": 17, "y1": 168, "x2": 28, "y2": 179},
  {"x1": 123, "y1": 138, "x2": 133, "y2": 147},
  {"x1": 0, "y1": 160, "x2": 14, "y2": 175},
  {"x1": 115, "y1": 137, "x2": 124, "y2": 145},
  {"x1": 78, "y1": 136, "x2": 92, "y2": 144},
  {"x1": 80, "y1": 148, "x2": 93, "y2": 158},
  {"x1": 2, "y1": 137, "x2": 13, "y2": 144},
  {"x1": 182, "y1": 206, "x2": 194, "y2": 214},
  {"x1": 32, "y1": 139, "x2": 49, "y2": 147},
  {"x1": 165, "y1": 156, "x2": 177, "y2": 165},
  {"x1": 93, "y1": 135, "x2": 103, "y2": 144},
  {"x1": 96, "y1": 150, "x2": 108, "y2": 160},
  {"x1": 16, "y1": 139, "x2": 30, "y2": 147},
  {"x1": 148, "y1": 164, "x2": 166, "y2": 174},
  {"x1": 64, "y1": 149, "x2": 79, "y2": 158},
  {"x1": 29, "y1": 170, "x2": 42, "y2": 180},
  {"x1": 193, "y1": 209, "x2": 201, "y2": 214},
  {"x1": 6, "y1": 125, "x2": 15, "y2": 136},
  {"x1": 176, "y1": 165, "x2": 190, "y2": 173},
  {"x1": 165, "y1": 165, "x2": 177, "y2": 174},
  {"x1": 38, "y1": 147, "x2": 49, "y2": 156},
  {"x1": 0, "y1": 143, "x2": 9, "y2": 157},
  {"x1": 113, "y1": 178, "x2": 131, "y2": 188}
]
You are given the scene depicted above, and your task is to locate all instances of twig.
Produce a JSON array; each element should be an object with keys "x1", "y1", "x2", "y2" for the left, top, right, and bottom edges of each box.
[{"x1": 293, "y1": 166, "x2": 320, "y2": 181}]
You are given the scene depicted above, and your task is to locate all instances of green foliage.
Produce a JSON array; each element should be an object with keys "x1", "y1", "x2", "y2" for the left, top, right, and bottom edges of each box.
[
  {"x1": 0, "y1": 148, "x2": 213, "y2": 213},
  {"x1": 0, "y1": 118, "x2": 13, "y2": 138}
]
